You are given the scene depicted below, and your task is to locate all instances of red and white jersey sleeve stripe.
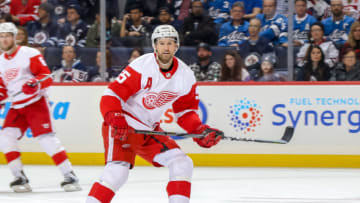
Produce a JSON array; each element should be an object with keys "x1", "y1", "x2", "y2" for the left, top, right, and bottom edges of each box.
[
  {"x1": 29, "y1": 54, "x2": 52, "y2": 89},
  {"x1": 173, "y1": 84, "x2": 202, "y2": 133},
  {"x1": 101, "y1": 66, "x2": 142, "y2": 117}
]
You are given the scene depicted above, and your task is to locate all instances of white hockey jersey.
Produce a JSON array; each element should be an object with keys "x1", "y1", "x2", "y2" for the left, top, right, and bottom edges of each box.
[
  {"x1": 101, "y1": 53, "x2": 202, "y2": 132},
  {"x1": 296, "y1": 40, "x2": 339, "y2": 67},
  {"x1": 0, "y1": 46, "x2": 52, "y2": 109},
  {"x1": 342, "y1": 0, "x2": 360, "y2": 20}
]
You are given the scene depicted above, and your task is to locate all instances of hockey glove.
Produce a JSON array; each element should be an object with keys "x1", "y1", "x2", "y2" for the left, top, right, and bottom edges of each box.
[
  {"x1": 192, "y1": 124, "x2": 224, "y2": 148},
  {"x1": 22, "y1": 78, "x2": 40, "y2": 95},
  {"x1": 104, "y1": 111, "x2": 133, "y2": 141}
]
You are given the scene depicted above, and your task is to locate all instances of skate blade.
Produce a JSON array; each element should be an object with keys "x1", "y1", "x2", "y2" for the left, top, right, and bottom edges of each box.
[
  {"x1": 62, "y1": 183, "x2": 82, "y2": 192},
  {"x1": 11, "y1": 184, "x2": 32, "y2": 193}
]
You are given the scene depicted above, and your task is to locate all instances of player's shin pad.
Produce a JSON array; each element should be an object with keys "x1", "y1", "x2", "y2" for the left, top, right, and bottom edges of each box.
[{"x1": 135, "y1": 126, "x2": 294, "y2": 144}]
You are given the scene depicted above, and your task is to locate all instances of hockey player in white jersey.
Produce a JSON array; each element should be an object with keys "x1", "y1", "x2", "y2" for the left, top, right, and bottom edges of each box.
[
  {"x1": 86, "y1": 25, "x2": 224, "y2": 203},
  {"x1": 0, "y1": 22, "x2": 81, "y2": 193}
]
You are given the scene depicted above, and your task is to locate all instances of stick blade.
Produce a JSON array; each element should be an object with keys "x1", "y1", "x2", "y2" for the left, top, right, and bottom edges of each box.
[{"x1": 281, "y1": 126, "x2": 294, "y2": 143}]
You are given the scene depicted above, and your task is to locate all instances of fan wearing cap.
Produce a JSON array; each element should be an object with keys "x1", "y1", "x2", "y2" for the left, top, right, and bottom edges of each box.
[
  {"x1": 57, "y1": 3, "x2": 88, "y2": 47},
  {"x1": 189, "y1": 42, "x2": 222, "y2": 81},
  {"x1": 257, "y1": 53, "x2": 285, "y2": 81},
  {"x1": 150, "y1": 7, "x2": 181, "y2": 31},
  {"x1": 26, "y1": 2, "x2": 59, "y2": 47},
  {"x1": 86, "y1": 25, "x2": 224, "y2": 203}
]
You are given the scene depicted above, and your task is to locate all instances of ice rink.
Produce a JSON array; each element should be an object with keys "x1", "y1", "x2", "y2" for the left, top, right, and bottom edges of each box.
[{"x1": 0, "y1": 165, "x2": 359, "y2": 203}]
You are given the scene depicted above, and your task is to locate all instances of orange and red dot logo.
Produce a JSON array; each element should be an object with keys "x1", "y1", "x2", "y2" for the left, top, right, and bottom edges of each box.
[{"x1": 228, "y1": 98, "x2": 263, "y2": 134}]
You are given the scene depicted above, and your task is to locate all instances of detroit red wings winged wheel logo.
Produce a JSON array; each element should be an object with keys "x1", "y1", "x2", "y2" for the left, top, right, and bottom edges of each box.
[
  {"x1": 142, "y1": 91, "x2": 178, "y2": 109},
  {"x1": 4, "y1": 68, "x2": 19, "y2": 84}
]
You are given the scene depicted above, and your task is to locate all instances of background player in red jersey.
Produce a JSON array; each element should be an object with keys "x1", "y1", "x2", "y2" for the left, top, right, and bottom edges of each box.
[
  {"x1": 86, "y1": 25, "x2": 224, "y2": 203},
  {"x1": 0, "y1": 22, "x2": 81, "y2": 193}
]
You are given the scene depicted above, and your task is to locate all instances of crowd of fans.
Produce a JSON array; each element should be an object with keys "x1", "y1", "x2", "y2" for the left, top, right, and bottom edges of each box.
[{"x1": 2, "y1": 0, "x2": 360, "y2": 82}]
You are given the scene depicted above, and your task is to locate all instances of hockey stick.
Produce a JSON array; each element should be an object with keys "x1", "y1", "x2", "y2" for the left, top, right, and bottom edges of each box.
[
  {"x1": 135, "y1": 126, "x2": 294, "y2": 144},
  {"x1": 0, "y1": 73, "x2": 54, "y2": 105}
]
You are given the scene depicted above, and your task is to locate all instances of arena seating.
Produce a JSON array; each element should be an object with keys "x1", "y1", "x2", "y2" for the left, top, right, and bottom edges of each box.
[{"x1": 44, "y1": 46, "x2": 300, "y2": 74}]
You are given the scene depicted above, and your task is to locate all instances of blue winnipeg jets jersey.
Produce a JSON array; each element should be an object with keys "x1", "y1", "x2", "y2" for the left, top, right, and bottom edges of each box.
[
  {"x1": 293, "y1": 14, "x2": 316, "y2": 44},
  {"x1": 218, "y1": 20, "x2": 249, "y2": 46},
  {"x1": 322, "y1": 15, "x2": 355, "y2": 44},
  {"x1": 256, "y1": 13, "x2": 288, "y2": 45},
  {"x1": 206, "y1": 0, "x2": 232, "y2": 24}
]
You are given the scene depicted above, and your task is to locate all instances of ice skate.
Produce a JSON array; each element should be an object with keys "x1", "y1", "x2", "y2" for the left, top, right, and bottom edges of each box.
[
  {"x1": 10, "y1": 171, "x2": 32, "y2": 193},
  {"x1": 61, "y1": 171, "x2": 81, "y2": 192}
]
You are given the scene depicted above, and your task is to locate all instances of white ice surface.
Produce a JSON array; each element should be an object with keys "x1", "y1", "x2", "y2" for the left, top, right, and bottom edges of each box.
[{"x1": 0, "y1": 165, "x2": 359, "y2": 203}]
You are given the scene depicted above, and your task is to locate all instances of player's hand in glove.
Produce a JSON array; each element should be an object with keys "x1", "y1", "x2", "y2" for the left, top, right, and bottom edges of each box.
[
  {"x1": 22, "y1": 78, "x2": 40, "y2": 95},
  {"x1": 192, "y1": 124, "x2": 224, "y2": 148},
  {"x1": 104, "y1": 111, "x2": 133, "y2": 141}
]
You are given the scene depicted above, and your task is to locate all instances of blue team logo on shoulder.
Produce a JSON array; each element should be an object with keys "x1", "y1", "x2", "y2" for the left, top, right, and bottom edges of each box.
[{"x1": 228, "y1": 98, "x2": 263, "y2": 134}]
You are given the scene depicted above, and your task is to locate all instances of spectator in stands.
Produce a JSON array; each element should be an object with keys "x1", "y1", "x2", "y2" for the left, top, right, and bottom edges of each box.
[
  {"x1": 218, "y1": 2, "x2": 249, "y2": 47},
  {"x1": 307, "y1": 0, "x2": 331, "y2": 21},
  {"x1": 276, "y1": 0, "x2": 289, "y2": 16},
  {"x1": 297, "y1": 45, "x2": 331, "y2": 81},
  {"x1": 150, "y1": 7, "x2": 181, "y2": 31},
  {"x1": 297, "y1": 22, "x2": 339, "y2": 68},
  {"x1": 128, "y1": 47, "x2": 144, "y2": 64},
  {"x1": 52, "y1": 45, "x2": 88, "y2": 82},
  {"x1": 322, "y1": 0, "x2": 355, "y2": 46},
  {"x1": 237, "y1": 0, "x2": 263, "y2": 20},
  {"x1": 94, "y1": 49, "x2": 122, "y2": 82},
  {"x1": 293, "y1": 0, "x2": 317, "y2": 46},
  {"x1": 119, "y1": 5, "x2": 152, "y2": 47},
  {"x1": 124, "y1": 0, "x2": 165, "y2": 18},
  {"x1": 7, "y1": 0, "x2": 40, "y2": 26},
  {"x1": 47, "y1": 0, "x2": 78, "y2": 25},
  {"x1": 238, "y1": 18, "x2": 275, "y2": 79},
  {"x1": 206, "y1": 0, "x2": 261, "y2": 23},
  {"x1": 220, "y1": 50, "x2": 250, "y2": 81},
  {"x1": 181, "y1": 0, "x2": 218, "y2": 46},
  {"x1": 342, "y1": 0, "x2": 360, "y2": 20},
  {"x1": 257, "y1": 54, "x2": 286, "y2": 81},
  {"x1": 58, "y1": 3, "x2": 88, "y2": 47},
  {"x1": 189, "y1": 42, "x2": 221, "y2": 81},
  {"x1": 341, "y1": 21, "x2": 360, "y2": 60},
  {"x1": 330, "y1": 47, "x2": 360, "y2": 80},
  {"x1": 204, "y1": 0, "x2": 231, "y2": 25},
  {"x1": 27, "y1": 2, "x2": 58, "y2": 47},
  {"x1": 15, "y1": 26, "x2": 28, "y2": 46},
  {"x1": 86, "y1": 12, "x2": 121, "y2": 48},
  {"x1": 86, "y1": 51, "x2": 103, "y2": 82},
  {"x1": 256, "y1": 0, "x2": 288, "y2": 46}
]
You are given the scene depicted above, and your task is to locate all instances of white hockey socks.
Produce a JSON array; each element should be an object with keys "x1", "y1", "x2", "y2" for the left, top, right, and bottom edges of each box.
[
  {"x1": 0, "y1": 128, "x2": 23, "y2": 178},
  {"x1": 154, "y1": 149, "x2": 193, "y2": 203},
  {"x1": 87, "y1": 161, "x2": 130, "y2": 203},
  {"x1": 37, "y1": 133, "x2": 73, "y2": 175}
]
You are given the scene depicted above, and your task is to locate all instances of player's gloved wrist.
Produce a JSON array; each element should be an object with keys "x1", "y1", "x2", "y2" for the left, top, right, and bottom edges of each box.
[
  {"x1": 192, "y1": 124, "x2": 224, "y2": 148},
  {"x1": 104, "y1": 111, "x2": 132, "y2": 141},
  {"x1": 22, "y1": 78, "x2": 40, "y2": 95}
]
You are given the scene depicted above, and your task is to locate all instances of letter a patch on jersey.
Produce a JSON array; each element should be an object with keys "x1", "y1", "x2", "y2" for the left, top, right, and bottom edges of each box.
[{"x1": 144, "y1": 77, "x2": 152, "y2": 89}]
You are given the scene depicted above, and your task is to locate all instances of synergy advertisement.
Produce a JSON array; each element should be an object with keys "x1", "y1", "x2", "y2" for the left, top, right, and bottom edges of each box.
[{"x1": 1, "y1": 83, "x2": 360, "y2": 166}]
